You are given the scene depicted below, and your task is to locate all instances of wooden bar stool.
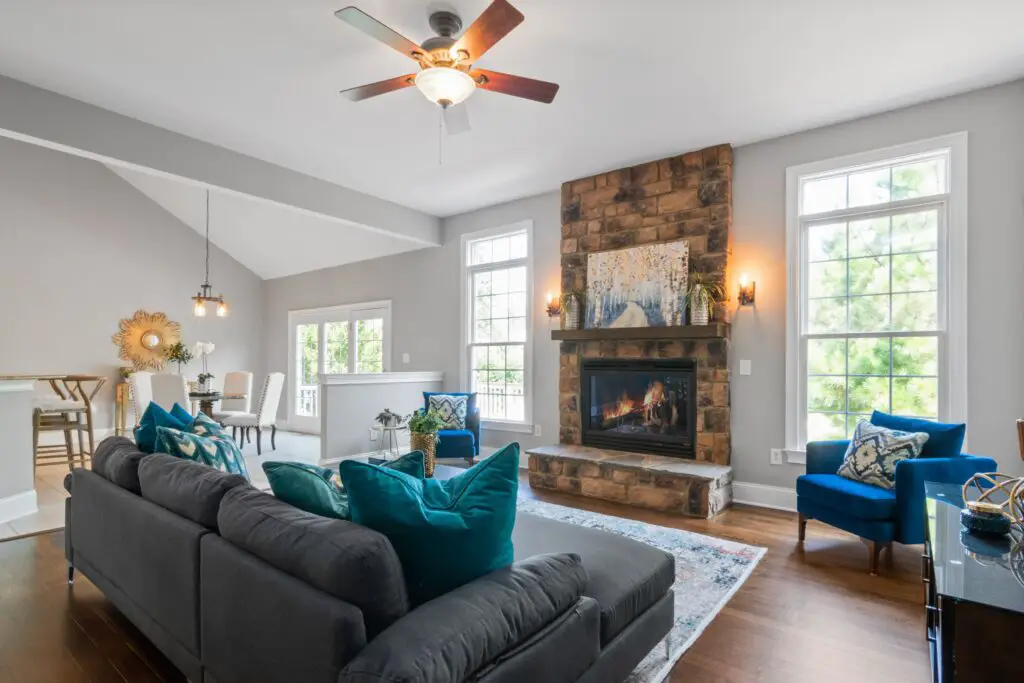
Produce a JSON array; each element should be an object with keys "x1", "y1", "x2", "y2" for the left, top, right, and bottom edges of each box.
[{"x1": 32, "y1": 399, "x2": 87, "y2": 472}]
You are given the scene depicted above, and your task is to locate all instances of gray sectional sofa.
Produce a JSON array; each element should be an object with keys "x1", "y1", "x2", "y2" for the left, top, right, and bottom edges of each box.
[{"x1": 65, "y1": 437, "x2": 675, "y2": 683}]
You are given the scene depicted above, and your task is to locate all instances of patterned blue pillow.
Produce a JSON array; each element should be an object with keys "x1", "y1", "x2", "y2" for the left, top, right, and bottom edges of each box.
[
  {"x1": 156, "y1": 413, "x2": 249, "y2": 479},
  {"x1": 837, "y1": 421, "x2": 929, "y2": 490},
  {"x1": 428, "y1": 394, "x2": 468, "y2": 430}
]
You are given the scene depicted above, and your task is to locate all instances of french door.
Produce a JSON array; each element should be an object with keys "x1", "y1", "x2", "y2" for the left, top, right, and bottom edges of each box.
[{"x1": 287, "y1": 301, "x2": 391, "y2": 433}]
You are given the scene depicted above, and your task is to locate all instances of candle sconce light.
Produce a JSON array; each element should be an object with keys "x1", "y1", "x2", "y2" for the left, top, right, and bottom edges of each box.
[
  {"x1": 738, "y1": 274, "x2": 756, "y2": 306},
  {"x1": 545, "y1": 292, "x2": 562, "y2": 318}
]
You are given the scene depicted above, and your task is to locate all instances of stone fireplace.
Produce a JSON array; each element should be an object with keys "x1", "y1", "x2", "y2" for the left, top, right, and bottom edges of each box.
[{"x1": 527, "y1": 143, "x2": 734, "y2": 518}]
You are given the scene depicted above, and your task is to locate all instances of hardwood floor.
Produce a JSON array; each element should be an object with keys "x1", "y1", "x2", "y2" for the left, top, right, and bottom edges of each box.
[{"x1": 0, "y1": 483, "x2": 929, "y2": 683}]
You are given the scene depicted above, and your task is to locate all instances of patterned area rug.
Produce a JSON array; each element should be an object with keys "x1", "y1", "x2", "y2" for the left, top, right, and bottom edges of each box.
[{"x1": 517, "y1": 498, "x2": 765, "y2": 683}]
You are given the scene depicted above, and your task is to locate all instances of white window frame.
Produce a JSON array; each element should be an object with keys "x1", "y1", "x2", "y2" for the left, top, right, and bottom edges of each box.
[
  {"x1": 286, "y1": 300, "x2": 392, "y2": 432},
  {"x1": 459, "y1": 220, "x2": 535, "y2": 433},
  {"x1": 785, "y1": 133, "x2": 968, "y2": 459}
]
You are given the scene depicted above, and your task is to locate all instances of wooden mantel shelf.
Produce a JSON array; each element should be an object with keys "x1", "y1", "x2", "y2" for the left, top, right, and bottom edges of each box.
[{"x1": 550, "y1": 323, "x2": 729, "y2": 341}]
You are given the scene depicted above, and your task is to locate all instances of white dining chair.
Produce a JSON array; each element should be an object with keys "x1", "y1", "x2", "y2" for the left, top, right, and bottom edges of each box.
[
  {"x1": 128, "y1": 371, "x2": 154, "y2": 426},
  {"x1": 223, "y1": 373, "x2": 285, "y2": 455},
  {"x1": 151, "y1": 374, "x2": 190, "y2": 413},
  {"x1": 213, "y1": 371, "x2": 253, "y2": 422}
]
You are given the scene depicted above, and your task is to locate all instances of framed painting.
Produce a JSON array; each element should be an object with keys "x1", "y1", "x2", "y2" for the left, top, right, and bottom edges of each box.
[{"x1": 585, "y1": 240, "x2": 689, "y2": 328}]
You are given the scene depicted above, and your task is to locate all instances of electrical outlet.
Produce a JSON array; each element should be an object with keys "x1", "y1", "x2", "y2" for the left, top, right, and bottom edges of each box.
[
  {"x1": 533, "y1": 424, "x2": 542, "y2": 437},
  {"x1": 770, "y1": 448, "x2": 783, "y2": 465},
  {"x1": 401, "y1": 353, "x2": 410, "y2": 364}
]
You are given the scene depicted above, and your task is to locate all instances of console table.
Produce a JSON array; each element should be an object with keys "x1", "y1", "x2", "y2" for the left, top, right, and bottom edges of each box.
[{"x1": 923, "y1": 481, "x2": 1024, "y2": 682}]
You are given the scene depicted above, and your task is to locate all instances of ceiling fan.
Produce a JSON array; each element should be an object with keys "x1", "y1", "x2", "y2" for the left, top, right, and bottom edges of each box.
[{"x1": 335, "y1": 0, "x2": 559, "y2": 135}]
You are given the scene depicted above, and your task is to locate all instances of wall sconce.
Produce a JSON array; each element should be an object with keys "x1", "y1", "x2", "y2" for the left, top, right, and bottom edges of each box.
[
  {"x1": 545, "y1": 291, "x2": 562, "y2": 318},
  {"x1": 738, "y1": 274, "x2": 756, "y2": 306}
]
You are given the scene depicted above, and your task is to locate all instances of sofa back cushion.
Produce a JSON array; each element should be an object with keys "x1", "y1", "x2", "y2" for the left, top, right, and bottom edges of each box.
[
  {"x1": 217, "y1": 486, "x2": 409, "y2": 637},
  {"x1": 870, "y1": 410, "x2": 966, "y2": 459},
  {"x1": 91, "y1": 436, "x2": 149, "y2": 493},
  {"x1": 139, "y1": 454, "x2": 249, "y2": 529}
]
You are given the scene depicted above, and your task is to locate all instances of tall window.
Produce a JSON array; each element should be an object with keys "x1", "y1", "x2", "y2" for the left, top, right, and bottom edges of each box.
[
  {"x1": 287, "y1": 301, "x2": 391, "y2": 431},
  {"x1": 786, "y1": 135, "x2": 967, "y2": 450},
  {"x1": 463, "y1": 223, "x2": 532, "y2": 427}
]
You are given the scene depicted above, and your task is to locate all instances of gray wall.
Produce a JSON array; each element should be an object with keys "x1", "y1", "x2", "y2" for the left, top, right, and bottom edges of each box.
[
  {"x1": 732, "y1": 79, "x2": 1024, "y2": 483},
  {"x1": 0, "y1": 136, "x2": 266, "y2": 430},
  {"x1": 264, "y1": 191, "x2": 562, "y2": 451},
  {"x1": 265, "y1": 79, "x2": 1024, "y2": 485}
]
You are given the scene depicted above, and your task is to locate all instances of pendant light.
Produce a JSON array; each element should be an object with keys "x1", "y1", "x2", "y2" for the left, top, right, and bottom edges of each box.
[{"x1": 192, "y1": 190, "x2": 228, "y2": 317}]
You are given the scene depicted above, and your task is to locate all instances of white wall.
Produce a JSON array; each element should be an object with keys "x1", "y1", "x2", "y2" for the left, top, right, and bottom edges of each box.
[
  {"x1": 266, "y1": 79, "x2": 1024, "y2": 484},
  {"x1": 0, "y1": 136, "x2": 266, "y2": 430}
]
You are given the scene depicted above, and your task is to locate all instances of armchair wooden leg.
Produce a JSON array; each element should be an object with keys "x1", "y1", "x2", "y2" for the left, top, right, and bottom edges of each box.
[
  {"x1": 798, "y1": 513, "x2": 807, "y2": 542},
  {"x1": 864, "y1": 539, "x2": 891, "y2": 575},
  {"x1": 256, "y1": 427, "x2": 262, "y2": 456}
]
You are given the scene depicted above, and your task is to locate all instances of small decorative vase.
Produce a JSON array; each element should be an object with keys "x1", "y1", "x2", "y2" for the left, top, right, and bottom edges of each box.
[
  {"x1": 689, "y1": 300, "x2": 709, "y2": 326},
  {"x1": 198, "y1": 379, "x2": 210, "y2": 393},
  {"x1": 410, "y1": 432, "x2": 437, "y2": 477},
  {"x1": 563, "y1": 294, "x2": 581, "y2": 330}
]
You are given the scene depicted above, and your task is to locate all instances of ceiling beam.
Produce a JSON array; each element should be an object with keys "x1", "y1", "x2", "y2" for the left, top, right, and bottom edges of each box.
[{"x1": 0, "y1": 74, "x2": 440, "y2": 246}]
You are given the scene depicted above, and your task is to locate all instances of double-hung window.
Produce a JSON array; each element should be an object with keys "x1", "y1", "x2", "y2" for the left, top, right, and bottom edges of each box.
[
  {"x1": 786, "y1": 135, "x2": 967, "y2": 451},
  {"x1": 463, "y1": 222, "x2": 533, "y2": 429}
]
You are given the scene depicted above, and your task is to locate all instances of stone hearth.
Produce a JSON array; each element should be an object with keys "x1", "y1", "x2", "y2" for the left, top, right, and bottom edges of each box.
[{"x1": 527, "y1": 445, "x2": 733, "y2": 518}]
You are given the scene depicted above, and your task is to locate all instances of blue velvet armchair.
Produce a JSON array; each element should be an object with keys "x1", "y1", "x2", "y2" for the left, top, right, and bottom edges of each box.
[
  {"x1": 423, "y1": 392, "x2": 481, "y2": 463},
  {"x1": 797, "y1": 440, "x2": 996, "y2": 573}
]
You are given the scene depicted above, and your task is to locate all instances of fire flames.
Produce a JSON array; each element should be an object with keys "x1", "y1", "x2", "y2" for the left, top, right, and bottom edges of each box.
[{"x1": 602, "y1": 381, "x2": 666, "y2": 423}]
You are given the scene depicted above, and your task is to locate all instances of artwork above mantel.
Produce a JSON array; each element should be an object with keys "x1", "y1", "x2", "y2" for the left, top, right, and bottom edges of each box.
[{"x1": 551, "y1": 323, "x2": 729, "y2": 341}]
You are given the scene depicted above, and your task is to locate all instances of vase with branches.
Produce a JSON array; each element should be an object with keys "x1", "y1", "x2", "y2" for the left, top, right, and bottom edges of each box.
[
  {"x1": 165, "y1": 342, "x2": 194, "y2": 374},
  {"x1": 192, "y1": 341, "x2": 215, "y2": 391}
]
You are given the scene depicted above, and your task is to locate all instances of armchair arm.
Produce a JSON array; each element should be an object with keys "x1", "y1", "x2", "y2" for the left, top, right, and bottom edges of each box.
[
  {"x1": 338, "y1": 553, "x2": 587, "y2": 683},
  {"x1": 806, "y1": 440, "x2": 850, "y2": 475},
  {"x1": 466, "y1": 406, "x2": 481, "y2": 455},
  {"x1": 893, "y1": 454, "x2": 999, "y2": 544}
]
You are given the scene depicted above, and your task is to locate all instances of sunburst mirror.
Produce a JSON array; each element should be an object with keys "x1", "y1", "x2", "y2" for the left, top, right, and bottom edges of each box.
[{"x1": 112, "y1": 310, "x2": 182, "y2": 371}]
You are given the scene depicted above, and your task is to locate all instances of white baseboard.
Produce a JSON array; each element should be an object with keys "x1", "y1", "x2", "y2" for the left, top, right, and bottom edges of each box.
[
  {"x1": 732, "y1": 481, "x2": 797, "y2": 512},
  {"x1": 0, "y1": 490, "x2": 38, "y2": 525}
]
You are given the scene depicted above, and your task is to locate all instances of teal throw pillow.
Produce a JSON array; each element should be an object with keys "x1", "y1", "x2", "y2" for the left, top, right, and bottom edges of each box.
[
  {"x1": 262, "y1": 451, "x2": 427, "y2": 520},
  {"x1": 870, "y1": 411, "x2": 965, "y2": 459},
  {"x1": 156, "y1": 414, "x2": 249, "y2": 479},
  {"x1": 134, "y1": 402, "x2": 193, "y2": 454},
  {"x1": 838, "y1": 421, "x2": 929, "y2": 490},
  {"x1": 339, "y1": 443, "x2": 520, "y2": 605}
]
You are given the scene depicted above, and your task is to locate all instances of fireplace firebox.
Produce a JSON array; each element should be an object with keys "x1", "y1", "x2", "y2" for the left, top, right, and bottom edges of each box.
[{"x1": 580, "y1": 358, "x2": 696, "y2": 458}]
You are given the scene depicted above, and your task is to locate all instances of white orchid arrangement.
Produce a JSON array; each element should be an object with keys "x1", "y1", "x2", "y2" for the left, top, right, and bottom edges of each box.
[{"x1": 192, "y1": 341, "x2": 216, "y2": 383}]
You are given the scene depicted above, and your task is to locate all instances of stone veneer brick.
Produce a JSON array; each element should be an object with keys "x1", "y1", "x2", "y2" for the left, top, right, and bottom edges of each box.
[{"x1": 556, "y1": 143, "x2": 733, "y2": 466}]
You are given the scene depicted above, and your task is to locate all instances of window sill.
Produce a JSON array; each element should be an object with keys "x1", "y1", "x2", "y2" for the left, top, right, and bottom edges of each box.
[
  {"x1": 785, "y1": 449, "x2": 806, "y2": 465},
  {"x1": 482, "y1": 420, "x2": 534, "y2": 434}
]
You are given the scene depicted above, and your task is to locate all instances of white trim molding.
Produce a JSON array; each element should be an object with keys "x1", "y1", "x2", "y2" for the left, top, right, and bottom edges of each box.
[
  {"x1": 320, "y1": 371, "x2": 443, "y2": 386},
  {"x1": 785, "y1": 132, "x2": 969, "y2": 452},
  {"x1": 0, "y1": 490, "x2": 38, "y2": 525},
  {"x1": 732, "y1": 482, "x2": 797, "y2": 512}
]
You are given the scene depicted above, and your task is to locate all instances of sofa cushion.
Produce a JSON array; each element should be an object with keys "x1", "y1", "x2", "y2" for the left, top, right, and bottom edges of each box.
[
  {"x1": 837, "y1": 421, "x2": 928, "y2": 490},
  {"x1": 217, "y1": 486, "x2": 409, "y2": 637},
  {"x1": 139, "y1": 453, "x2": 249, "y2": 529},
  {"x1": 796, "y1": 473, "x2": 897, "y2": 520},
  {"x1": 91, "y1": 436, "x2": 149, "y2": 493},
  {"x1": 427, "y1": 393, "x2": 469, "y2": 429},
  {"x1": 437, "y1": 429, "x2": 475, "y2": 453},
  {"x1": 870, "y1": 410, "x2": 966, "y2": 459},
  {"x1": 340, "y1": 443, "x2": 519, "y2": 606},
  {"x1": 134, "y1": 402, "x2": 193, "y2": 454},
  {"x1": 262, "y1": 452, "x2": 426, "y2": 521},
  {"x1": 511, "y1": 511, "x2": 674, "y2": 646},
  {"x1": 155, "y1": 412, "x2": 249, "y2": 478}
]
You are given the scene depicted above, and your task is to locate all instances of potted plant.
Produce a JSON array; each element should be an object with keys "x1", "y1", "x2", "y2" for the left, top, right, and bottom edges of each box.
[
  {"x1": 684, "y1": 272, "x2": 726, "y2": 326},
  {"x1": 375, "y1": 409, "x2": 408, "y2": 455},
  {"x1": 118, "y1": 366, "x2": 134, "y2": 381},
  {"x1": 407, "y1": 408, "x2": 445, "y2": 477},
  {"x1": 192, "y1": 341, "x2": 216, "y2": 392},
  {"x1": 165, "y1": 341, "x2": 194, "y2": 374}
]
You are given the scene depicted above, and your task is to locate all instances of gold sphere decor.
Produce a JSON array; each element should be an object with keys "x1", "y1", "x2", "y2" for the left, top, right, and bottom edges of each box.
[
  {"x1": 961, "y1": 472, "x2": 1023, "y2": 518},
  {"x1": 112, "y1": 310, "x2": 182, "y2": 371}
]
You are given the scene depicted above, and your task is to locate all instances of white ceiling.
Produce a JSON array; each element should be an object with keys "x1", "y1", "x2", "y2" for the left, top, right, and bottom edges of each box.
[
  {"x1": 108, "y1": 165, "x2": 424, "y2": 279},
  {"x1": 1, "y1": 1, "x2": 1024, "y2": 219}
]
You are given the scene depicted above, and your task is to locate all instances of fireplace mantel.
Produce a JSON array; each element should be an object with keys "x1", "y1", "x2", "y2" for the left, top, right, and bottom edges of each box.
[{"x1": 551, "y1": 323, "x2": 729, "y2": 342}]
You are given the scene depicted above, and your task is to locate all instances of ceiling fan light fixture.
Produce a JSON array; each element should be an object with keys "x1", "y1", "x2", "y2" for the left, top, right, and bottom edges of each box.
[{"x1": 414, "y1": 67, "x2": 475, "y2": 106}]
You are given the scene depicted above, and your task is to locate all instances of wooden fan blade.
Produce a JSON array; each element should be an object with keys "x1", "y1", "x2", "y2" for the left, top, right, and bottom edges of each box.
[
  {"x1": 339, "y1": 74, "x2": 416, "y2": 102},
  {"x1": 452, "y1": 0, "x2": 524, "y2": 63},
  {"x1": 470, "y1": 69, "x2": 559, "y2": 103},
  {"x1": 335, "y1": 7, "x2": 427, "y2": 63},
  {"x1": 443, "y1": 104, "x2": 471, "y2": 135}
]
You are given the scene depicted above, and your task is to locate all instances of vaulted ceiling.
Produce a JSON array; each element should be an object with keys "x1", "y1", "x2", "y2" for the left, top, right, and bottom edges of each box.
[{"x1": 1, "y1": 0, "x2": 1023, "y2": 276}]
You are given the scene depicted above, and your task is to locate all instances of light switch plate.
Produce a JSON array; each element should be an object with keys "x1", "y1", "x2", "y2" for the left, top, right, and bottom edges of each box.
[
  {"x1": 401, "y1": 353, "x2": 411, "y2": 364},
  {"x1": 739, "y1": 359, "x2": 752, "y2": 375},
  {"x1": 533, "y1": 424, "x2": 542, "y2": 437}
]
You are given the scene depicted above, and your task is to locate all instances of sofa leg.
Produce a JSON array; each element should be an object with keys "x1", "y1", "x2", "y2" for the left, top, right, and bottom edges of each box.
[
  {"x1": 67, "y1": 565, "x2": 75, "y2": 585},
  {"x1": 798, "y1": 513, "x2": 807, "y2": 542},
  {"x1": 664, "y1": 637, "x2": 671, "y2": 660}
]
